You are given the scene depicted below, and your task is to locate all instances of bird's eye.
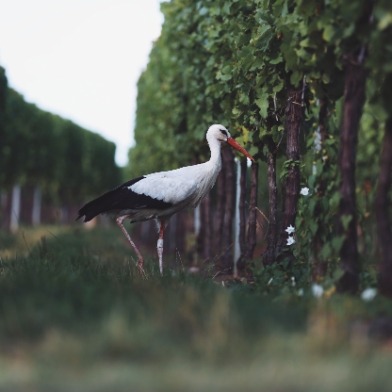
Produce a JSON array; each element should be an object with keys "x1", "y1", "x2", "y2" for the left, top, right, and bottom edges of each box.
[{"x1": 219, "y1": 129, "x2": 227, "y2": 136}]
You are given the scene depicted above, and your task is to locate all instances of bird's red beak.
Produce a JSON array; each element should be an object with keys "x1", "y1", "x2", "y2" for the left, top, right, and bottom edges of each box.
[{"x1": 227, "y1": 137, "x2": 255, "y2": 162}]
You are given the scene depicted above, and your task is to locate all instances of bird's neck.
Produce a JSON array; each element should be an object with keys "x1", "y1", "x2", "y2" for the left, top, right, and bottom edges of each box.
[{"x1": 207, "y1": 137, "x2": 222, "y2": 172}]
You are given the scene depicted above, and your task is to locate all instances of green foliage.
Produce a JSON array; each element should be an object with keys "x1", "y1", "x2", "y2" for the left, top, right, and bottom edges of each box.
[
  {"x1": 0, "y1": 78, "x2": 121, "y2": 203},
  {"x1": 0, "y1": 226, "x2": 308, "y2": 346},
  {"x1": 130, "y1": 0, "x2": 392, "y2": 288},
  {"x1": 2, "y1": 228, "x2": 392, "y2": 390},
  {"x1": 130, "y1": 0, "x2": 371, "y2": 167}
]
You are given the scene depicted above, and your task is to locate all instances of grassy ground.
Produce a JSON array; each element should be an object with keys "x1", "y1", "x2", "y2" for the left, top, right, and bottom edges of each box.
[{"x1": 0, "y1": 226, "x2": 392, "y2": 391}]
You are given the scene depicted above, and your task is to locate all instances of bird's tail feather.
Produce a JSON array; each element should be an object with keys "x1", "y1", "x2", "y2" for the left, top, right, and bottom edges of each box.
[
  {"x1": 76, "y1": 176, "x2": 146, "y2": 222},
  {"x1": 76, "y1": 196, "x2": 110, "y2": 222},
  {"x1": 76, "y1": 189, "x2": 123, "y2": 222}
]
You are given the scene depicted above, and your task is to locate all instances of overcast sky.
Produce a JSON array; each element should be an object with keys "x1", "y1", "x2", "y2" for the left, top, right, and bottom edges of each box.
[{"x1": 0, "y1": 0, "x2": 164, "y2": 166}]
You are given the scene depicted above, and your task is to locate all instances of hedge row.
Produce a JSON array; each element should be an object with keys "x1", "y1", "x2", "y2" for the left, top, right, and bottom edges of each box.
[
  {"x1": 0, "y1": 67, "x2": 121, "y2": 204},
  {"x1": 129, "y1": 0, "x2": 392, "y2": 294}
]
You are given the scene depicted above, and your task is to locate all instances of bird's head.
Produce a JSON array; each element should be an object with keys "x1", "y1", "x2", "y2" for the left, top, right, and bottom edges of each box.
[
  {"x1": 207, "y1": 124, "x2": 255, "y2": 162},
  {"x1": 207, "y1": 124, "x2": 232, "y2": 142}
]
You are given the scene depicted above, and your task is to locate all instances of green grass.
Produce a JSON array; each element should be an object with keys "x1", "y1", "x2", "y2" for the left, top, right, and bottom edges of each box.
[{"x1": 0, "y1": 226, "x2": 392, "y2": 391}]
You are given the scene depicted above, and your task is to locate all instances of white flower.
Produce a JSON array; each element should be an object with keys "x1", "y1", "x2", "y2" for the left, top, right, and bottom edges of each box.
[
  {"x1": 312, "y1": 283, "x2": 324, "y2": 298},
  {"x1": 286, "y1": 236, "x2": 296, "y2": 246},
  {"x1": 291, "y1": 276, "x2": 296, "y2": 286},
  {"x1": 285, "y1": 225, "x2": 295, "y2": 234},
  {"x1": 297, "y1": 288, "x2": 304, "y2": 296},
  {"x1": 300, "y1": 187, "x2": 310, "y2": 196},
  {"x1": 361, "y1": 288, "x2": 377, "y2": 301},
  {"x1": 267, "y1": 277, "x2": 273, "y2": 285}
]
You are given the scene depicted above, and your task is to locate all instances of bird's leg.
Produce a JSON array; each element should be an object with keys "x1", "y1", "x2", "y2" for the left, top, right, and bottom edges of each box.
[
  {"x1": 116, "y1": 215, "x2": 145, "y2": 275},
  {"x1": 157, "y1": 220, "x2": 165, "y2": 275}
]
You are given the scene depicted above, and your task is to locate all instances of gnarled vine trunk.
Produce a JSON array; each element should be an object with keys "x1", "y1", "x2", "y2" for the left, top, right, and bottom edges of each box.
[
  {"x1": 202, "y1": 193, "x2": 212, "y2": 262},
  {"x1": 337, "y1": 54, "x2": 366, "y2": 293},
  {"x1": 234, "y1": 160, "x2": 242, "y2": 272},
  {"x1": 236, "y1": 158, "x2": 248, "y2": 275},
  {"x1": 376, "y1": 116, "x2": 392, "y2": 297},
  {"x1": 215, "y1": 166, "x2": 226, "y2": 257},
  {"x1": 220, "y1": 147, "x2": 235, "y2": 272},
  {"x1": 239, "y1": 158, "x2": 247, "y2": 255},
  {"x1": 244, "y1": 162, "x2": 258, "y2": 261},
  {"x1": 312, "y1": 98, "x2": 328, "y2": 279},
  {"x1": 1, "y1": 190, "x2": 11, "y2": 231},
  {"x1": 263, "y1": 149, "x2": 278, "y2": 266},
  {"x1": 279, "y1": 85, "x2": 304, "y2": 256}
]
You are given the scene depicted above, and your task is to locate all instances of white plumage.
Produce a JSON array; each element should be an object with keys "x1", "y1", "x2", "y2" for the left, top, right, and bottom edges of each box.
[{"x1": 77, "y1": 124, "x2": 254, "y2": 275}]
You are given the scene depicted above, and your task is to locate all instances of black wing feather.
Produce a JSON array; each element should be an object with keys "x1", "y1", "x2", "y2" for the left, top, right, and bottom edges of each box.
[{"x1": 76, "y1": 176, "x2": 173, "y2": 222}]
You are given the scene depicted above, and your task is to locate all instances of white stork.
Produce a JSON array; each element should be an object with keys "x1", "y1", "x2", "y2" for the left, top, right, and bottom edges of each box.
[{"x1": 77, "y1": 124, "x2": 254, "y2": 274}]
